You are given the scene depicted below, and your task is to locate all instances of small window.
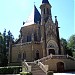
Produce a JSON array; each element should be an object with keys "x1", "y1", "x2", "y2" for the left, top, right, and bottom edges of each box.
[
  {"x1": 47, "y1": 8, "x2": 49, "y2": 14},
  {"x1": 44, "y1": 8, "x2": 45, "y2": 14}
]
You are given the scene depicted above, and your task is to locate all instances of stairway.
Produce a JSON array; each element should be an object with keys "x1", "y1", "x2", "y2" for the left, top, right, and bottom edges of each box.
[{"x1": 28, "y1": 62, "x2": 46, "y2": 75}]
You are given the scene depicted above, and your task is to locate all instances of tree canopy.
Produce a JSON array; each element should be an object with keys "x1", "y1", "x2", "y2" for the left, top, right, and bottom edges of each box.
[
  {"x1": 67, "y1": 34, "x2": 75, "y2": 51},
  {"x1": 0, "y1": 30, "x2": 14, "y2": 67},
  {"x1": 61, "y1": 34, "x2": 75, "y2": 56}
]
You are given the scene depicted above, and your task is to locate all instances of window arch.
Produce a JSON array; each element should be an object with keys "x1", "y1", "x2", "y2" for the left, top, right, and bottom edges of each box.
[{"x1": 47, "y1": 40, "x2": 59, "y2": 55}]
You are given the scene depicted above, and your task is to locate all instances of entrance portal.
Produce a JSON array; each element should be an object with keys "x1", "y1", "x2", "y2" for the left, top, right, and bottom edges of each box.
[
  {"x1": 48, "y1": 49, "x2": 55, "y2": 55},
  {"x1": 57, "y1": 62, "x2": 64, "y2": 72}
]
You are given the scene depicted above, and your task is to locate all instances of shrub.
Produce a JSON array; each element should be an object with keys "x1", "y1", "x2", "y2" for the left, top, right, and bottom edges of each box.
[
  {"x1": 20, "y1": 72, "x2": 32, "y2": 75},
  {"x1": 0, "y1": 66, "x2": 22, "y2": 74},
  {"x1": 47, "y1": 71, "x2": 53, "y2": 75}
]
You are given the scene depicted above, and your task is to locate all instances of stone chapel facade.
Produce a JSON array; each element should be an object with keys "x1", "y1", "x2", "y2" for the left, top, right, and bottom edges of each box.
[
  {"x1": 11, "y1": 0, "x2": 63, "y2": 62},
  {"x1": 10, "y1": 0, "x2": 75, "y2": 72}
]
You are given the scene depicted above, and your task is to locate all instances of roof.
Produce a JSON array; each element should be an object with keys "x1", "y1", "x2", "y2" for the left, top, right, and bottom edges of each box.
[
  {"x1": 23, "y1": 5, "x2": 41, "y2": 26},
  {"x1": 42, "y1": 0, "x2": 49, "y2": 4}
]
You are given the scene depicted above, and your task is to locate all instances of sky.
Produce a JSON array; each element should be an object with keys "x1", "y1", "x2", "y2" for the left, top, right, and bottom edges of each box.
[{"x1": 0, "y1": 0, "x2": 74, "y2": 40}]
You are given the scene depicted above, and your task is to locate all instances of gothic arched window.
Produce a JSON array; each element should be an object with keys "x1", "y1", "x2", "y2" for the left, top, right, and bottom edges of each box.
[
  {"x1": 47, "y1": 8, "x2": 49, "y2": 14},
  {"x1": 35, "y1": 50, "x2": 39, "y2": 60},
  {"x1": 34, "y1": 32, "x2": 37, "y2": 41},
  {"x1": 23, "y1": 52, "x2": 26, "y2": 59},
  {"x1": 27, "y1": 35, "x2": 31, "y2": 42},
  {"x1": 44, "y1": 8, "x2": 45, "y2": 14},
  {"x1": 18, "y1": 53, "x2": 21, "y2": 59}
]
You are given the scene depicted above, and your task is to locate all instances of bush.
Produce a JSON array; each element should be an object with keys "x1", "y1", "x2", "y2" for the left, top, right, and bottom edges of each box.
[
  {"x1": 47, "y1": 71, "x2": 53, "y2": 75},
  {"x1": 20, "y1": 72, "x2": 32, "y2": 75},
  {"x1": 0, "y1": 66, "x2": 22, "y2": 74}
]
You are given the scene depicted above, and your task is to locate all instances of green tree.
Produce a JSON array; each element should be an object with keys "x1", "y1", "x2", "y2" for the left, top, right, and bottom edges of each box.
[
  {"x1": 0, "y1": 32, "x2": 8, "y2": 66},
  {"x1": 67, "y1": 34, "x2": 75, "y2": 51},
  {"x1": 61, "y1": 38, "x2": 67, "y2": 54},
  {"x1": 0, "y1": 30, "x2": 14, "y2": 67},
  {"x1": 60, "y1": 38, "x2": 73, "y2": 56}
]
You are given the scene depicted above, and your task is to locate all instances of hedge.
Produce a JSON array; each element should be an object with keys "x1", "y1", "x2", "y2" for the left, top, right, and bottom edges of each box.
[
  {"x1": 47, "y1": 71, "x2": 53, "y2": 75},
  {"x1": 0, "y1": 66, "x2": 22, "y2": 74},
  {"x1": 20, "y1": 72, "x2": 32, "y2": 75}
]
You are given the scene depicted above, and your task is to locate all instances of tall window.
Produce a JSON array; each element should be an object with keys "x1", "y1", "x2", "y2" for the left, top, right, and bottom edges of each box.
[
  {"x1": 44, "y1": 8, "x2": 45, "y2": 14},
  {"x1": 18, "y1": 53, "x2": 21, "y2": 60},
  {"x1": 35, "y1": 50, "x2": 39, "y2": 60},
  {"x1": 27, "y1": 35, "x2": 31, "y2": 42},
  {"x1": 23, "y1": 52, "x2": 26, "y2": 60},
  {"x1": 34, "y1": 32, "x2": 37, "y2": 41},
  {"x1": 47, "y1": 8, "x2": 49, "y2": 14}
]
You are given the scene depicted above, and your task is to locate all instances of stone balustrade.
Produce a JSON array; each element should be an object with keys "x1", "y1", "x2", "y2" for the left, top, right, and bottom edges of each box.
[
  {"x1": 67, "y1": 55, "x2": 75, "y2": 61},
  {"x1": 39, "y1": 54, "x2": 75, "y2": 62},
  {"x1": 38, "y1": 62, "x2": 48, "y2": 74},
  {"x1": 22, "y1": 60, "x2": 31, "y2": 72}
]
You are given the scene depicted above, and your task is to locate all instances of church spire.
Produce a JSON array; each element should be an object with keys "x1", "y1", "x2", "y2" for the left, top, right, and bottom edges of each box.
[
  {"x1": 55, "y1": 16, "x2": 61, "y2": 54},
  {"x1": 42, "y1": 0, "x2": 49, "y2": 4},
  {"x1": 23, "y1": 5, "x2": 41, "y2": 26}
]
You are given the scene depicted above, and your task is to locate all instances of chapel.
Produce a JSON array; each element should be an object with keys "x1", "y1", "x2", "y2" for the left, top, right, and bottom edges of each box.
[{"x1": 10, "y1": 0, "x2": 75, "y2": 72}]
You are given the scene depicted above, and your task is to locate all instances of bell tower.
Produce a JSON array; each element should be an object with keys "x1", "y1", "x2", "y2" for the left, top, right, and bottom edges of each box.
[
  {"x1": 40, "y1": 0, "x2": 52, "y2": 25},
  {"x1": 40, "y1": 0, "x2": 52, "y2": 57}
]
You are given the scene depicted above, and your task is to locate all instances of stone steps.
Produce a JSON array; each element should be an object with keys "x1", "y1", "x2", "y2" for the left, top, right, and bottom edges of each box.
[{"x1": 28, "y1": 62, "x2": 46, "y2": 75}]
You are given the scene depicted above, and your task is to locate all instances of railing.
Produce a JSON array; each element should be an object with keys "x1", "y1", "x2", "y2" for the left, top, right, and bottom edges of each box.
[
  {"x1": 39, "y1": 55, "x2": 52, "y2": 62},
  {"x1": 39, "y1": 54, "x2": 71, "y2": 62},
  {"x1": 52, "y1": 55, "x2": 67, "y2": 59},
  {"x1": 39, "y1": 54, "x2": 75, "y2": 62},
  {"x1": 38, "y1": 62, "x2": 48, "y2": 74},
  {"x1": 67, "y1": 55, "x2": 75, "y2": 61},
  {"x1": 22, "y1": 60, "x2": 31, "y2": 72}
]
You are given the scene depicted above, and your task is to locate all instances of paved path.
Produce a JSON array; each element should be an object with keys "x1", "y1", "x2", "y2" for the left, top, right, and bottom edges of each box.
[
  {"x1": 54, "y1": 73, "x2": 75, "y2": 75},
  {"x1": 5, "y1": 73, "x2": 75, "y2": 75}
]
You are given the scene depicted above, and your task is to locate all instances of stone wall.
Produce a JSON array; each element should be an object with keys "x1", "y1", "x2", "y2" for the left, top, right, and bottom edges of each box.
[
  {"x1": 11, "y1": 42, "x2": 43, "y2": 62},
  {"x1": 42, "y1": 58, "x2": 75, "y2": 71}
]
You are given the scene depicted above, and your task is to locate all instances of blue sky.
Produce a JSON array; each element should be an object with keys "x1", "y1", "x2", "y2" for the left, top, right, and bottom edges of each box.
[{"x1": 0, "y1": 0, "x2": 74, "y2": 40}]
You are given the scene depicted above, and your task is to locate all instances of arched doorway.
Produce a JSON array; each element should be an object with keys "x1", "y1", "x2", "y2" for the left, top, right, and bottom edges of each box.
[
  {"x1": 47, "y1": 40, "x2": 59, "y2": 55},
  {"x1": 48, "y1": 49, "x2": 55, "y2": 55},
  {"x1": 57, "y1": 62, "x2": 64, "y2": 72},
  {"x1": 35, "y1": 50, "x2": 39, "y2": 60}
]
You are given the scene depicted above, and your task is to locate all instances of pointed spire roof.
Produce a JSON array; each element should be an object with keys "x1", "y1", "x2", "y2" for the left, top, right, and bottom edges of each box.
[
  {"x1": 23, "y1": 5, "x2": 41, "y2": 26},
  {"x1": 42, "y1": 0, "x2": 49, "y2": 4}
]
